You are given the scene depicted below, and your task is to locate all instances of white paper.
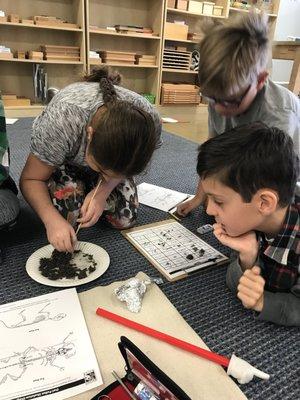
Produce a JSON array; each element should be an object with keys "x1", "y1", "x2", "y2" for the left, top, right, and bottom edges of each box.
[
  {"x1": 137, "y1": 182, "x2": 191, "y2": 212},
  {"x1": 6, "y1": 119, "x2": 18, "y2": 125},
  {"x1": 0, "y1": 288, "x2": 102, "y2": 400}
]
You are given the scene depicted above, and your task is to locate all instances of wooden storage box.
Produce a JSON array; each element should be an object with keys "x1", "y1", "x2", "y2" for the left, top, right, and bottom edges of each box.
[
  {"x1": 213, "y1": 6, "x2": 223, "y2": 16},
  {"x1": 27, "y1": 51, "x2": 43, "y2": 60},
  {"x1": 202, "y1": 2, "x2": 214, "y2": 15},
  {"x1": 8, "y1": 14, "x2": 19, "y2": 23},
  {"x1": 165, "y1": 22, "x2": 188, "y2": 40},
  {"x1": 1, "y1": 94, "x2": 17, "y2": 100},
  {"x1": 188, "y1": 1, "x2": 203, "y2": 13},
  {"x1": 167, "y1": 0, "x2": 177, "y2": 8},
  {"x1": 14, "y1": 50, "x2": 26, "y2": 59},
  {"x1": 135, "y1": 54, "x2": 157, "y2": 66},
  {"x1": 3, "y1": 97, "x2": 31, "y2": 107},
  {"x1": 0, "y1": 52, "x2": 13, "y2": 59},
  {"x1": 176, "y1": 0, "x2": 188, "y2": 10},
  {"x1": 21, "y1": 19, "x2": 34, "y2": 25},
  {"x1": 161, "y1": 83, "x2": 201, "y2": 105}
]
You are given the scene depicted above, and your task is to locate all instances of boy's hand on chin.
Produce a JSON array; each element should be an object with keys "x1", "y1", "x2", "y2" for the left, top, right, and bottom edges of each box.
[
  {"x1": 213, "y1": 223, "x2": 259, "y2": 269},
  {"x1": 237, "y1": 267, "x2": 265, "y2": 312}
]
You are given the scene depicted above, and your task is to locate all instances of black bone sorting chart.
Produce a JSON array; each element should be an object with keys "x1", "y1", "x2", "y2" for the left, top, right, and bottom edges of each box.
[{"x1": 123, "y1": 220, "x2": 228, "y2": 281}]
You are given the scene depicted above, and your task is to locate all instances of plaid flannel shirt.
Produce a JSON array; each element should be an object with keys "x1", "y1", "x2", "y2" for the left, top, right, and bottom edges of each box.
[
  {"x1": 259, "y1": 200, "x2": 300, "y2": 292},
  {"x1": 0, "y1": 93, "x2": 9, "y2": 185}
]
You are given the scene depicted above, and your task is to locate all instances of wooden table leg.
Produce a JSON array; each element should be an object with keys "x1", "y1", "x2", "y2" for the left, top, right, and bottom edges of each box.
[{"x1": 288, "y1": 48, "x2": 300, "y2": 96}]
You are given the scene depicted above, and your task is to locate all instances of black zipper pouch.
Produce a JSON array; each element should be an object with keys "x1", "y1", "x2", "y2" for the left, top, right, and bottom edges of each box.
[{"x1": 91, "y1": 336, "x2": 191, "y2": 400}]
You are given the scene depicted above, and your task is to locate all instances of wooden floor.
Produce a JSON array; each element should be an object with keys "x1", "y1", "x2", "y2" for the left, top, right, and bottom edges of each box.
[
  {"x1": 6, "y1": 104, "x2": 209, "y2": 144},
  {"x1": 158, "y1": 104, "x2": 209, "y2": 144}
]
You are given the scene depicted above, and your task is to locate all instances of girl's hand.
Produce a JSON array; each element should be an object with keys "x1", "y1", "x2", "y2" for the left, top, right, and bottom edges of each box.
[
  {"x1": 237, "y1": 266, "x2": 265, "y2": 312},
  {"x1": 46, "y1": 215, "x2": 77, "y2": 253},
  {"x1": 213, "y1": 223, "x2": 259, "y2": 269},
  {"x1": 176, "y1": 195, "x2": 203, "y2": 217},
  {"x1": 77, "y1": 188, "x2": 107, "y2": 228}
]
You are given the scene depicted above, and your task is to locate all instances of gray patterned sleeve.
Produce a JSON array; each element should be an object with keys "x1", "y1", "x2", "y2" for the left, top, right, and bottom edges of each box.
[{"x1": 31, "y1": 101, "x2": 87, "y2": 166}]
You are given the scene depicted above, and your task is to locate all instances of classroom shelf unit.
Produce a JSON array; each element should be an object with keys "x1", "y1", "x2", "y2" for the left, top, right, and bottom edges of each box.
[
  {"x1": 85, "y1": 0, "x2": 164, "y2": 105},
  {"x1": 0, "y1": 0, "x2": 86, "y2": 115},
  {"x1": 0, "y1": 0, "x2": 281, "y2": 114}
]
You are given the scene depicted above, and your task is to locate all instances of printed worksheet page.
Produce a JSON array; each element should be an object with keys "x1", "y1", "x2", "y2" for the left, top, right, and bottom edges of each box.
[
  {"x1": 137, "y1": 182, "x2": 191, "y2": 212},
  {"x1": 0, "y1": 288, "x2": 102, "y2": 400}
]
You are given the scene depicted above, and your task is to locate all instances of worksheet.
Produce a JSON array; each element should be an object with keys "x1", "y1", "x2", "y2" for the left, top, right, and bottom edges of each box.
[
  {"x1": 137, "y1": 182, "x2": 192, "y2": 212},
  {"x1": 0, "y1": 288, "x2": 102, "y2": 400}
]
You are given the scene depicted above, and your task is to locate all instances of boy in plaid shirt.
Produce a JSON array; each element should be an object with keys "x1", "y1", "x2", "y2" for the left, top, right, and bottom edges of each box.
[
  {"x1": 0, "y1": 94, "x2": 19, "y2": 231},
  {"x1": 197, "y1": 122, "x2": 299, "y2": 326}
]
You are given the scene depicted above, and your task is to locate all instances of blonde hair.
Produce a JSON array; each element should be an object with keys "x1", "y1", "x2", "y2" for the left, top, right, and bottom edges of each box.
[{"x1": 198, "y1": 12, "x2": 270, "y2": 98}]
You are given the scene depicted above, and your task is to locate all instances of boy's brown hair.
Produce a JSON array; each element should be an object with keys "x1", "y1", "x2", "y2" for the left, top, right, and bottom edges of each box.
[
  {"x1": 198, "y1": 12, "x2": 270, "y2": 98},
  {"x1": 197, "y1": 122, "x2": 299, "y2": 207}
]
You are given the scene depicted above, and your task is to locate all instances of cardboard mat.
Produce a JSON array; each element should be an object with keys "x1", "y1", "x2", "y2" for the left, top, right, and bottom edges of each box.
[{"x1": 75, "y1": 272, "x2": 247, "y2": 400}]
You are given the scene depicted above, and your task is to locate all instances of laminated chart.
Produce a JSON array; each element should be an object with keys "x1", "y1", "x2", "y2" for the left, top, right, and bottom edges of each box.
[{"x1": 123, "y1": 220, "x2": 228, "y2": 281}]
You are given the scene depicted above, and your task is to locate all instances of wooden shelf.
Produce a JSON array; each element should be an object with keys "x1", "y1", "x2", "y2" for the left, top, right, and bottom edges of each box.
[
  {"x1": 0, "y1": 21, "x2": 83, "y2": 32},
  {"x1": 164, "y1": 38, "x2": 198, "y2": 44},
  {"x1": 162, "y1": 68, "x2": 197, "y2": 74},
  {"x1": 229, "y1": 7, "x2": 277, "y2": 17},
  {"x1": 4, "y1": 104, "x2": 44, "y2": 110},
  {"x1": 89, "y1": 29, "x2": 160, "y2": 40},
  {"x1": 0, "y1": 0, "x2": 86, "y2": 114},
  {"x1": 0, "y1": 1, "x2": 281, "y2": 112},
  {"x1": 89, "y1": 61, "x2": 159, "y2": 68},
  {"x1": 0, "y1": 58, "x2": 84, "y2": 65},
  {"x1": 86, "y1": 0, "x2": 164, "y2": 105},
  {"x1": 167, "y1": 7, "x2": 226, "y2": 19}
]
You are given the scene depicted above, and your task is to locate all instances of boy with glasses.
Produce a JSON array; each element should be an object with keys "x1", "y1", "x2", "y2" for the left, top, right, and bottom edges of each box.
[{"x1": 177, "y1": 12, "x2": 300, "y2": 216}]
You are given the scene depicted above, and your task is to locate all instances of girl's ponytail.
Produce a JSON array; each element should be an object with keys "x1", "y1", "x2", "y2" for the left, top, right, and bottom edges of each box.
[{"x1": 84, "y1": 66, "x2": 121, "y2": 104}]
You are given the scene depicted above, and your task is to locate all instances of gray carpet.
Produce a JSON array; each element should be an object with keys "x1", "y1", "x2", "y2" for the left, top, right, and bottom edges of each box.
[{"x1": 1, "y1": 118, "x2": 299, "y2": 400}]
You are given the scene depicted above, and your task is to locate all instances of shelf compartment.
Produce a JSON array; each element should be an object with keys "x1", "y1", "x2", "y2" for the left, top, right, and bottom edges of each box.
[
  {"x1": 0, "y1": 21, "x2": 83, "y2": 32},
  {"x1": 229, "y1": 7, "x2": 277, "y2": 17},
  {"x1": 162, "y1": 68, "x2": 197, "y2": 74},
  {"x1": 167, "y1": 7, "x2": 226, "y2": 19},
  {"x1": 0, "y1": 58, "x2": 83, "y2": 65},
  {"x1": 89, "y1": 28, "x2": 160, "y2": 40},
  {"x1": 89, "y1": 61, "x2": 158, "y2": 68}
]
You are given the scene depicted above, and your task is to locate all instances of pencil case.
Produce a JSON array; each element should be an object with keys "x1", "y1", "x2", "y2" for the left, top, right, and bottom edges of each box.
[{"x1": 91, "y1": 336, "x2": 191, "y2": 400}]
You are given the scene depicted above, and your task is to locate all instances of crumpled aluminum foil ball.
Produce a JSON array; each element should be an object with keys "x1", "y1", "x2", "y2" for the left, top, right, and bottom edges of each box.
[{"x1": 115, "y1": 277, "x2": 163, "y2": 313}]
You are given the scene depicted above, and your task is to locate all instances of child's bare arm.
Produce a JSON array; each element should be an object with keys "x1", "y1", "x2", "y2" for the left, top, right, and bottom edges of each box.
[
  {"x1": 176, "y1": 179, "x2": 206, "y2": 216},
  {"x1": 20, "y1": 154, "x2": 76, "y2": 252}
]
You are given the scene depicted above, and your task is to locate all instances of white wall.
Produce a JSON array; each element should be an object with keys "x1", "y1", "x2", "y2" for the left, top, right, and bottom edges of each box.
[{"x1": 271, "y1": 0, "x2": 300, "y2": 82}]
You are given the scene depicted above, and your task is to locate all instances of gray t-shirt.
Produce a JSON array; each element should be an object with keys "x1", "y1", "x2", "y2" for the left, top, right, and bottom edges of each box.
[
  {"x1": 31, "y1": 82, "x2": 162, "y2": 167},
  {"x1": 208, "y1": 79, "x2": 300, "y2": 155}
]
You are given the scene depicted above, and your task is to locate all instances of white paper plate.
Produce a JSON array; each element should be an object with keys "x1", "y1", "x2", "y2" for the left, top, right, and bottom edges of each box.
[{"x1": 26, "y1": 241, "x2": 110, "y2": 287}]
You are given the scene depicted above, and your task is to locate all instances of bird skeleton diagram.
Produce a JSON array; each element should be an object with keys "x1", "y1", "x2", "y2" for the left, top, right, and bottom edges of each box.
[
  {"x1": 0, "y1": 302, "x2": 66, "y2": 329},
  {"x1": 0, "y1": 332, "x2": 76, "y2": 385}
]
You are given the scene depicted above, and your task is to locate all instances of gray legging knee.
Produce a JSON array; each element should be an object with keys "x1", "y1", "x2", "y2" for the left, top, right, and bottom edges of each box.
[{"x1": 0, "y1": 188, "x2": 20, "y2": 228}]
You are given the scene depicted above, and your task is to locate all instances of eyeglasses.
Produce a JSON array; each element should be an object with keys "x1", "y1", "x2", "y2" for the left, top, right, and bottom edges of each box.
[{"x1": 203, "y1": 84, "x2": 252, "y2": 109}]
